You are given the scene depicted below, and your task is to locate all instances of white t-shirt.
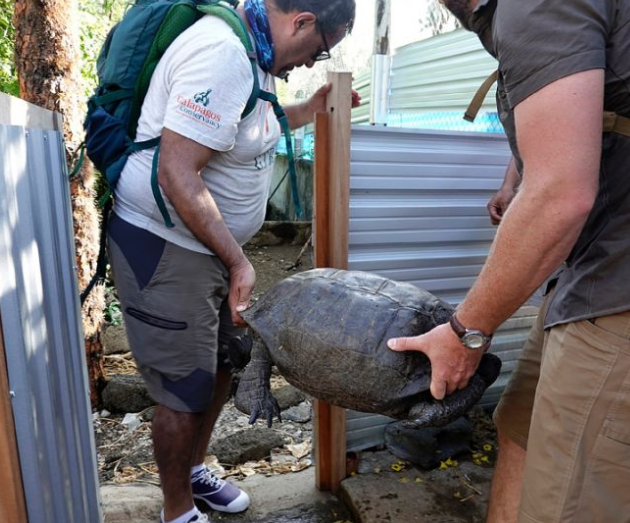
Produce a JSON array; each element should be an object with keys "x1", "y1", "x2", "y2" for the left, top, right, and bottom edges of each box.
[{"x1": 114, "y1": 14, "x2": 281, "y2": 254}]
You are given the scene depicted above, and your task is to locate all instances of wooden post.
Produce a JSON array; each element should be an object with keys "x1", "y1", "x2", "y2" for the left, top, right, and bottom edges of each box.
[
  {"x1": 313, "y1": 112, "x2": 330, "y2": 269},
  {"x1": 0, "y1": 314, "x2": 28, "y2": 523},
  {"x1": 325, "y1": 72, "x2": 352, "y2": 269},
  {"x1": 313, "y1": 72, "x2": 353, "y2": 493}
]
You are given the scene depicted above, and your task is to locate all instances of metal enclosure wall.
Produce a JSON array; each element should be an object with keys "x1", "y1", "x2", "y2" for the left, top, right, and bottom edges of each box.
[
  {"x1": 351, "y1": 29, "x2": 498, "y2": 127},
  {"x1": 389, "y1": 29, "x2": 498, "y2": 117},
  {"x1": 0, "y1": 123, "x2": 102, "y2": 522},
  {"x1": 345, "y1": 126, "x2": 537, "y2": 451}
]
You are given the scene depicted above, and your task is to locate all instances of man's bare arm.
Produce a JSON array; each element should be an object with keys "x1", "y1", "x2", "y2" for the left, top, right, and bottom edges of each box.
[
  {"x1": 458, "y1": 69, "x2": 603, "y2": 332},
  {"x1": 157, "y1": 128, "x2": 255, "y2": 325},
  {"x1": 389, "y1": 69, "x2": 604, "y2": 399}
]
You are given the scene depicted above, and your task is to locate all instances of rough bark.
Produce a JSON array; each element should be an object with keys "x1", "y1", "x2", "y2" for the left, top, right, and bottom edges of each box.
[{"x1": 13, "y1": 0, "x2": 105, "y2": 407}]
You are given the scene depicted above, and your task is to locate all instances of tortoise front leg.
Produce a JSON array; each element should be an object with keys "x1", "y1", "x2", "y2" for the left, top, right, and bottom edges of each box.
[
  {"x1": 233, "y1": 337, "x2": 281, "y2": 428},
  {"x1": 228, "y1": 334, "x2": 253, "y2": 370},
  {"x1": 407, "y1": 353, "x2": 502, "y2": 428}
]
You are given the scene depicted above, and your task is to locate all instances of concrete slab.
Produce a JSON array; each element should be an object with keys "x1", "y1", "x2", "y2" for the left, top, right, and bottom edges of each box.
[
  {"x1": 101, "y1": 484, "x2": 162, "y2": 523},
  {"x1": 101, "y1": 467, "x2": 352, "y2": 523},
  {"x1": 214, "y1": 467, "x2": 353, "y2": 523},
  {"x1": 340, "y1": 451, "x2": 493, "y2": 523}
]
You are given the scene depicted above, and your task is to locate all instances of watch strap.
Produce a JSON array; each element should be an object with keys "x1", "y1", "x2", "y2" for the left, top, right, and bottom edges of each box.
[{"x1": 449, "y1": 312, "x2": 493, "y2": 343}]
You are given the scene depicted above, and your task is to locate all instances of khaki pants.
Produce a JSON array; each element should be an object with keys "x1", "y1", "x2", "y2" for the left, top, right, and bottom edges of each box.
[{"x1": 494, "y1": 292, "x2": 630, "y2": 523}]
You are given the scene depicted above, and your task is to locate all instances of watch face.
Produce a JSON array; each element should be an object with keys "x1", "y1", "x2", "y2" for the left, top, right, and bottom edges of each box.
[{"x1": 462, "y1": 332, "x2": 486, "y2": 350}]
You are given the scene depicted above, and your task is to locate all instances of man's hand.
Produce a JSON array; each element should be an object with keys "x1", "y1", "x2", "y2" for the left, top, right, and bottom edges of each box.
[
  {"x1": 488, "y1": 156, "x2": 520, "y2": 225},
  {"x1": 306, "y1": 82, "x2": 362, "y2": 113},
  {"x1": 286, "y1": 83, "x2": 361, "y2": 129},
  {"x1": 487, "y1": 185, "x2": 517, "y2": 225},
  {"x1": 227, "y1": 258, "x2": 256, "y2": 327},
  {"x1": 387, "y1": 323, "x2": 485, "y2": 400}
]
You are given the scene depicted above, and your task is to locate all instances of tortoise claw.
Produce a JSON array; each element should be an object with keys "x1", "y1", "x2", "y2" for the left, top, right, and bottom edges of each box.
[{"x1": 248, "y1": 393, "x2": 281, "y2": 427}]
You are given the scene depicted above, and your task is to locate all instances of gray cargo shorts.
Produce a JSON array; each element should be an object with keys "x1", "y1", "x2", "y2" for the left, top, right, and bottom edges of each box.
[{"x1": 107, "y1": 213, "x2": 243, "y2": 413}]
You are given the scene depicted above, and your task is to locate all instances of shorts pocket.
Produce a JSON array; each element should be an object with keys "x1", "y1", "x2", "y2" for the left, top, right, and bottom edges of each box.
[{"x1": 126, "y1": 307, "x2": 188, "y2": 330}]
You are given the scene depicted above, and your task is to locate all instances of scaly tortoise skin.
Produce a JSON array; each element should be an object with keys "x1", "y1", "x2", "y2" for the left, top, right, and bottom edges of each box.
[{"x1": 231, "y1": 268, "x2": 501, "y2": 428}]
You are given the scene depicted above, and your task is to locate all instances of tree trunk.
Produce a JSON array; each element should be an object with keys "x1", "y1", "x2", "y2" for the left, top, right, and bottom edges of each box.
[{"x1": 13, "y1": 0, "x2": 105, "y2": 408}]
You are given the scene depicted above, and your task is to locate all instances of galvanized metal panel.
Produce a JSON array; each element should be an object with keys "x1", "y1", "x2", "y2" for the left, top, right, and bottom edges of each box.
[
  {"x1": 345, "y1": 125, "x2": 537, "y2": 451},
  {"x1": 351, "y1": 67, "x2": 372, "y2": 125},
  {"x1": 0, "y1": 125, "x2": 102, "y2": 523},
  {"x1": 390, "y1": 29, "x2": 498, "y2": 115}
]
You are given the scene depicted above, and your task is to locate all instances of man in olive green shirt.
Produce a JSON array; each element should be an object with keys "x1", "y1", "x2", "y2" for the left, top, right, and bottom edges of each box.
[{"x1": 388, "y1": 1, "x2": 630, "y2": 522}]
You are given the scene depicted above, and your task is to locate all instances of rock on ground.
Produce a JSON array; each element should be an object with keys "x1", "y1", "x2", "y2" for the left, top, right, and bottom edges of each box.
[
  {"x1": 102, "y1": 323, "x2": 129, "y2": 355},
  {"x1": 208, "y1": 426, "x2": 288, "y2": 466},
  {"x1": 102, "y1": 374, "x2": 155, "y2": 413},
  {"x1": 274, "y1": 383, "x2": 307, "y2": 410}
]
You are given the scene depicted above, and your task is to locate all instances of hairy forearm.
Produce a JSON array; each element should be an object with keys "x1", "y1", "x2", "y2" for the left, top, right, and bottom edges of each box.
[
  {"x1": 284, "y1": 101, "x2": 313, "y2": 130},
  {"x1": 159, "y1": 167, "x2": 245, "y2": 269},
  {"x1": 457, "y1": 182, "x2": 594, "y2": 332}
]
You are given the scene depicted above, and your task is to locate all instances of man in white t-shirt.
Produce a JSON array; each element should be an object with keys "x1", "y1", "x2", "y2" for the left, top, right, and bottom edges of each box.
[{"x1": 107, "y1": 1, "x2": 358, "y2": 522}]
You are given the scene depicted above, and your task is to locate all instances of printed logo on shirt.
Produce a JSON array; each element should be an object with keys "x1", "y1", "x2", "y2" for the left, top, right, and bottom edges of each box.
[
  {"x1": 254, "y1": 147, "x2": 276, "y2": 170},
  {"x1": 193, "y1": 88, "x2": 212, "y2": 107},
  {"x1": 176, "y1": 95, "x2": 222, "y2": 129}
]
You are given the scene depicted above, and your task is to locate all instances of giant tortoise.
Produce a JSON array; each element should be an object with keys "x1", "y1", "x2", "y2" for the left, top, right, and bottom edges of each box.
[{"x1": 231, "y1": 268, "x2": 501, "y2": 428}]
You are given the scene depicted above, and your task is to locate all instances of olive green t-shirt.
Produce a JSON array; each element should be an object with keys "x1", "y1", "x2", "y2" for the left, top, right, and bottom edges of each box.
[{"x1": 469, "y1": 0, "x2": 630, "y2": 327}]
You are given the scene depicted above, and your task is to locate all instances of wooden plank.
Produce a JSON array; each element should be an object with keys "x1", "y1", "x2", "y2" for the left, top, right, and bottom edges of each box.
[
  {"x1": 313, "y1": 111, "x2": 333, "y2": 490},
  {"x1": 313, "y1": 73, "x2": 353, "y2": 493},
  {"x1": 326, "y1": 72, "x2": 352, "y2": 270},
  {"x1": 0, "y1": 313, "x2": 28, "y2": 523},
  {"x1": 313, "y1": 112, "x2": 330, "y2": 267},
  {"x1": 313, "y1": 400, "x2": 331, "y2": 489},
  {"x1": 0, "y1": 92, "x2": 63, "y2": 131}
]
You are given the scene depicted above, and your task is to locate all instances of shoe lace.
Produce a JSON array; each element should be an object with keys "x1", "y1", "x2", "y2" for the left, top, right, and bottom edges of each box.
[{"x1": 198, "y1": 468, "x2": 225, "y2": 489}]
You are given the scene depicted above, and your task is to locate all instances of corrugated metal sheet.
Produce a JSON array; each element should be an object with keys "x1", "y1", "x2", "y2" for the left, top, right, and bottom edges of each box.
[
  {"x1": 345, "y1": 125, "x2": 537, "y2": 451},
  {"x1": 390, "y1": 29, "x2": 498, "y2": 115},
  {"x1": 350, "y1": 30, "x2": 502, "y2": 136},
  {"x1": 352, "y1": 67, "x2": 372, "y2": 125},
  {"x1": 0, "y1": 125, "x2": 102, "y2": 522}
]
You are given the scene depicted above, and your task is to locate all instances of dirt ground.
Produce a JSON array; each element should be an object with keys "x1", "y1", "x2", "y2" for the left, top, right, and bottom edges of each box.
[{"x1": 245, "y1": 241, "x2": 314, "y2": 297}]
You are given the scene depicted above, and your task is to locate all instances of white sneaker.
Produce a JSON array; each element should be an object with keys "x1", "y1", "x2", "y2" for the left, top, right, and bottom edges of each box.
[{"x1": 191, "y1": 465, "x2": 250, "y2": 513}]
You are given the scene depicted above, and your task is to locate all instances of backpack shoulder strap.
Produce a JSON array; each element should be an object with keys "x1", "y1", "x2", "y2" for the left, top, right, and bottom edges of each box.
[
  {"x1": 198, "y1": 3, "x2": 302, "y2": 217},
  {"x1": 197, "y1": 3, "x2": 260, "y2": 117},
  {"x1": 464, "y1": 70, "x2": 498, "y2": 123},
  {"x1": 465, "y1": 71, "x2": 630, "y2": 138},
  {"x1": 130, "y1": 1, "x2": 202, "y2": 138},
  {"x1": 603, "y1": 111, "x2": 630, "y2": 137}
]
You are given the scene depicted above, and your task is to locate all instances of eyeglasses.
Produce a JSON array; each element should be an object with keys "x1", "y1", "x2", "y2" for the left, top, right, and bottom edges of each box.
[{"x1": 313, "y1": 22, "x2": 331, "y2": 62}]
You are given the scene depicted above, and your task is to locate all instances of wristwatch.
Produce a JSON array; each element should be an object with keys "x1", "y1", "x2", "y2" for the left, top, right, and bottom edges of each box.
[{"x1": 449, "y1": 313, "x2": 493, "y2": 350}]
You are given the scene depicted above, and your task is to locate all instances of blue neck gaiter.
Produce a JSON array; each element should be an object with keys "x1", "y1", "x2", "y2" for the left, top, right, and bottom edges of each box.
[{"x1": 244, "y1": 0, "x2": 275, "y2": 73}]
